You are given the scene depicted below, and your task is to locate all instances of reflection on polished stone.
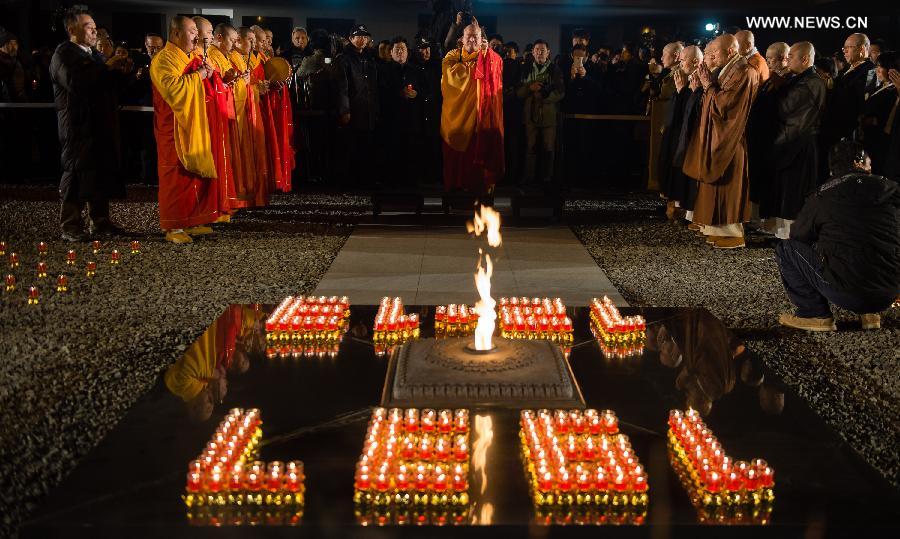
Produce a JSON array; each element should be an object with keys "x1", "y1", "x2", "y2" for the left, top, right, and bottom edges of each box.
[{"x1": 21, "y1": 305, "x2": 900, "y2": 536}]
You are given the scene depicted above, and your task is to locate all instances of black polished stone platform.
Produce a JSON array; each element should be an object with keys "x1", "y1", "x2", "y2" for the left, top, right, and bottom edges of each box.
[
  {"x1": 382, "y1": 336, "x2": 584, "y2": 409},
  {"x1": 22, "y1": 305, "x2": 900, "y2": 538}
]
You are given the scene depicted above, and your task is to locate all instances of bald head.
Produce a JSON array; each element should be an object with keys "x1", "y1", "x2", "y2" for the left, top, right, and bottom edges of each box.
[
  {"x1": 192, "y1": 16, "x2": 212, "y2": 49},
  {"x1": 718, "y1": 34, "x2": 739, "y2": 63},
  {"x1": 461, "y1": 21, "x2": 482, "y2": 53},
  {"x1": 735, "y1": 30, "x2": 755, "y2": 56},
  {"x1": 843, "y1": 33, "x2": 870, "y2": 65},
  {"x1": 765, "y1": 42, "x2": 790, "y2": 74},
  {"x1": 680, "y1": 44, "x2": 703, "y2": 74},
  {"x1": 788, "y1": 41, "x2": 815, "y2": 74},
  {"x1": 169, "y1": 15, "x2": 197, "y2": 54},
  {"x1": 662, "y1": 41, "x2": 684, "y2": 69}
]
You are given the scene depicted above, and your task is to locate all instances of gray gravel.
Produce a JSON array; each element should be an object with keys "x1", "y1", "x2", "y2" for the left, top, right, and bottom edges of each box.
[
  {"x1": 0, "y1": 192, "x2": 352, "y2": 537},
  {"x1": 571, "y1": 197, "x2": 899, "y2": 491}
]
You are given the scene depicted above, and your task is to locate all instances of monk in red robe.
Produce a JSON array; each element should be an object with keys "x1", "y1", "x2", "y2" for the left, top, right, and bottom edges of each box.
[
  {"x1": 191, "y1": 17, "x2": 239, "y2": 223},
  {"x1": 150, "y1": 16, "x2": 219, "y2": 244},
  {"x1": 440, "y1": 21, "x2": 504, "y2": 195},
  {"x1": 252, "y1": 26, "x2": 295, "y2": 193}
]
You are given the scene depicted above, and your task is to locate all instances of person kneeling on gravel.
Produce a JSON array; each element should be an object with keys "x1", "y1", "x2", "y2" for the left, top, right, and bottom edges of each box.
[{"x1": 776, "y1": 141, "x2": 899, "y2": 332}]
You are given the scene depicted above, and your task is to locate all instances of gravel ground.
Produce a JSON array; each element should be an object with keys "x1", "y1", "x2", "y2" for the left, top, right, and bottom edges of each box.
[
  {"x1": 571, "y1": 196, "x2": 900, "y2": 491},
  {"x1": 0, "y1": 191, "x2": 353, "y2": 537}
]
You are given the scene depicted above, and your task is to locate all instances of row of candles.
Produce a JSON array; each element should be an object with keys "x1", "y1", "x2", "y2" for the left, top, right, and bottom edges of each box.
[
  {"x1": 186, "y1": 506, "x2": 303, "y2": 527},
  {"x1": 534, "y1": 506, "x2": 646, "y2": 526},
  {"x1": 519, "y1": 409, "x2": 649, "y2": 506},
  {"x1": 667, "y1": 409, "x2": 774, "y2": 505},
  {"x1": 3, "y1": 240, "x2": 139, "y2": 303},
  {"x1": 434, "y1": 303, "x2": 477, "y2": 337},
  {"x1": 590, "y1": 297, "x2": 646, "y2": 343},
  {"x1": 266, "y1": 342, "x2": 342, "y2": 360},
  {"x1": 265, "y1": 295, "x2": 350, "y2": 342},
  {"x1": 355, "y1": 506, "x2": 470, "y2": 527},
  {"x1": 373, "y1": 297, "x2": 421, "y2": 348},
  {"x1": 184, "y1": 408, "x2": 304, "y2": 507},
  {"x1": 355, "y1": 408, "x2": 470, "y2": 505},
  {"x1": 497, "y1": 298, "x2": 574, "y2": 343},
  {"x1": 594, "y1": 332, "x2": 645, "y2": 359}
]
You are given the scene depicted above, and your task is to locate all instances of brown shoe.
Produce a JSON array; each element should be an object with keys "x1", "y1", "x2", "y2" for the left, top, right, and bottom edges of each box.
[
  {"x1": 859, "y1": 313, "x2": 881, "y2": 330},
  {"x1": 688, "y1": 223, "x2": 702, "y2": 231},
  {"x1": 713, "y1": 236, "x2": 745, "y2": 249},
  {"x1": 666, "y1": 201, "x2": 677, "y2": 221},
  {"x1": 779, "y1": 313, "x2": 836, "y2": 332}
]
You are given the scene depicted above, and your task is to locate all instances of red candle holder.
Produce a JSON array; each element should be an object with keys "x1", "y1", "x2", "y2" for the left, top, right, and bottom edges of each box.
[
  {"x1": 36, "y1": 262, "x2": 48, "y2": 278},
  {"x1": 0, "y1": 241, "x2": 7, "y2": 256},
  {"x1": 28, "y1": 286, "x2": 39, "y2": 305},
  {"x1": 110, "y1": 250, "x2": 120, "y2": 265},
  {"x1": 9, "y1": 252, "x2": 19, "y2": 268},
  {"x1": 66, "y1": 250, "x2": 77, "y2": 266},
  {"x1": 56, "y1": 275, "x2": 69, "y2": 293},
  {"x1": 37, "y1": 241, "x2": 48, "y2": 257},
  {"x1": 130, "y1": 240, "x2": 141, "y2": 254},
  {"x1": 86, "y1": 261, "x2": 97, "y2": 278},
  {"x1": 4, "y1": 274, "x2": 15, "y2": 293},
  {"x1": 92, "y1": 240, "x2": 101, "y2": 254}
]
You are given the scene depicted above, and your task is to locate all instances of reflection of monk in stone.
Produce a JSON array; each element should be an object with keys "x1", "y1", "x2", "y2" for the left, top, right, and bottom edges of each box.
[
  {"x1": 654, "y1": 310, "x2": 783, "y2": 416},
  {"x1": 164, "y1": 305, "x2": 262, "y2": 421}
]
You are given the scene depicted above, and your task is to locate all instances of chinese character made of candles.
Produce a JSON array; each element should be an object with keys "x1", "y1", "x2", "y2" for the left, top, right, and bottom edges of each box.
[
  {"x1": 589, "y1": 297, "x2": 646, "y2": 357},
  {"x1": 353, "y1": 408, "x2": 472, "y2": 525},
  {"x1": 265, "y1": 296, "x2": 351, "y2": 350},
  {"x1": 667, "y1": 409, "x2": 774, "y2": 525},
  {"x1": 518, "y1": 409, "x2": 648, "y2": 525},
  {"x1": 182, "y1": 408, "x2": 305, "y2": 514},
  {"x1": 373, "y1": 297, "x2": 420, "y2": 357},
  {"x1": 497, "y1": 297, "x2": 574, "y2": 345}
]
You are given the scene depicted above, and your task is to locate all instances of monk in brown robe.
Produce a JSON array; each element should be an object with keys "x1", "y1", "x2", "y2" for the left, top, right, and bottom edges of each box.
[
  {"x1": 683, "y1": 34, "x2": 760, "y2": 249},
  {"x1": 736, "y1": 30, "x2": 769, "y2": 83}
]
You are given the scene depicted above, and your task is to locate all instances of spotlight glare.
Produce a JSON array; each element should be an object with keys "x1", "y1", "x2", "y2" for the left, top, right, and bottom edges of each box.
[{"x1": 705, "y1": 23, "x2": 715, "y2": 32}]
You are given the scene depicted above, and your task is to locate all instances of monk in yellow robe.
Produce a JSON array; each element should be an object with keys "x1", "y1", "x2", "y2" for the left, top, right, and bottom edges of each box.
[
  {"x1": 231, "y1": 27, "x2": 270, "y2": 207},
  {"x1": 440, "y1": 21, "x2": 504, "y2": 195},
  {"x1": 150, "y1": 16, "x2": 219, "y2": 244},
  {"x1": 208, "y1": 22, "x2": 254, "y2": 214}
]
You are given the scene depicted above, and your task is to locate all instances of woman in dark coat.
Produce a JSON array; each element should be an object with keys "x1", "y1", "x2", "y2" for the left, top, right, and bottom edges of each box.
[{"x1": 49, "y1": 10, "x2": 125, "y2": 241}]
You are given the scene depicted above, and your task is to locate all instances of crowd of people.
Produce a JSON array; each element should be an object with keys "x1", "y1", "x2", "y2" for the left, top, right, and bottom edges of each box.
[{"x1": 1, "y1": 8, "x2": 897, "y2": 329}]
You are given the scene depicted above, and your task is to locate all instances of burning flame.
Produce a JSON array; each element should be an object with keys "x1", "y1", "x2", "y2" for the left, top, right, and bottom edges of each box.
[
  {"x1": 472, "y1": 414, "x2": 493, "y2": 494},
  {"x1": 468, "y1": 206, "x2": 502, "y2": 351}
]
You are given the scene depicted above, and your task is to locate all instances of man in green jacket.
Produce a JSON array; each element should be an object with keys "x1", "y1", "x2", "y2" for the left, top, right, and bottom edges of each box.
[{"x1": 517, "y1": 39, "x2": 565, "y2": 185}]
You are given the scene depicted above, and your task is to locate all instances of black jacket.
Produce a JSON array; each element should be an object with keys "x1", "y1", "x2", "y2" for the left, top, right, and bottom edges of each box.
[
  {"x1": 791, "y1": 172, "x2": 899, "y2": 294},
  {"x1": 378, "y1": 61, "x2": 427, "y2": 134},
  {"x1": 334, "y1": 45, "x2": 378, "y2": 130},
  {"x1": 859, "y1": 83, "x2": 896, "y2": 175},
  {"x1": 49, "y1": 41, "x2": 124, "y2": 201},
  {"x1": 823, "y1": 59, "x2": 876, "y2": 144}
]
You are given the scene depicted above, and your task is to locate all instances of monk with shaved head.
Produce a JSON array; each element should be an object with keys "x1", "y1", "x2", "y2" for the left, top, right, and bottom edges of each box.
[
  {"x1": 821, "y1": 32, "x2": 876, "y2": 179},
  {"x1": 660, "y1": 44, "x2": 704, "y2": 223},
  {"x1": 650, "y1": 41, "x2": 684, "y2": 195},
  {"x1": 736, "y1": 29, "x2": 769, "y2": 82},
  {"x1": 682, "y1": 34, "x2": 760, "y2": 248}
]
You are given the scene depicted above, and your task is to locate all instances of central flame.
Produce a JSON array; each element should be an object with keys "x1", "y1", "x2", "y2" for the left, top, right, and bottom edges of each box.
[
  {"x1": 468, "y1": 206, "x2": 502, "y2": 351},
  {"x1": 472, "y1": 414, "x2": 493, "y2": 494}
]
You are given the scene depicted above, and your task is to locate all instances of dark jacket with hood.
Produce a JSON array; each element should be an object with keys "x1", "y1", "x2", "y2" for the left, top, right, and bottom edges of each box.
[{"x1": 790, "y1": 172, "x2": 899, "y2": 295}]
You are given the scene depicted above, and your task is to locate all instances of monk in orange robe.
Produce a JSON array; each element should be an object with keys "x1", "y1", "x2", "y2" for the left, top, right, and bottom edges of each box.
[
  {"x1": 232, "y1": 27, "x2": 270, "y2": 207},
  {"x1": 150, "y1": 16, "x2": 219, "y2": 244},
  {"x1": 190, "y1": 16, "x2": 240, "y2": 223},
  {"x1": 440, "y1": 21, "x2": 504, "y2": 195},
  {"x1": 683, "y1": 34, "x2": 759, "y2": 249},
  {"x1": 207, "y1": 23, "x2": 254, "y2": 215}
]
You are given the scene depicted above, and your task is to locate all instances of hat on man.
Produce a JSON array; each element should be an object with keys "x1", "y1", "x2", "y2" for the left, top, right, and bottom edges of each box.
[
  {"x1": 0, "y1": 29, "x2": 18, "y2": 48},
  {"x1": 416, "y1": 36, "x2": 431, "y2": 49},
  {"x1": 350, "y1": 24, "x2": 371, "y2": 38}
]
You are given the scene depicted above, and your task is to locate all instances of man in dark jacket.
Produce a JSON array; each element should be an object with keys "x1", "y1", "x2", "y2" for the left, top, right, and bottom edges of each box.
[
  {"x1": 334, "y1": 24, "x2": 378, "y2": 186},
  {"x1": 517, "y1": 39, "x2": 565, "y2": 187},
  {"x1": 378, "y1": 36, "x2": 427, "y2": 187},
  {"x1": 761, "y1": 42, "x2": 826, "y2": 239},
  {"x1": 776, "y1": 141, "x2": 899, "y2": 332},
  {"x1": 50, "y1": 9, "x2": 126, "y2": 242}
]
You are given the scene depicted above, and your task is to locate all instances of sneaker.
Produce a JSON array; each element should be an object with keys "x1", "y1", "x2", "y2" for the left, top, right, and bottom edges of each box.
[
  {"x1": 185, "y1": 226, "x2": 215, "y2": 236},
  {"x1": 713, "y1": 236, "x2": 746, "y2": 249},
  {"x1": 165, "y1": 230, "x2": 193, "y2": 244},
  {"x1": 778, "y1": 313, "x2": 836, "y2": 332},
  {"x1": 859, "y1": 313, "x2": 881, "y2": 330}
]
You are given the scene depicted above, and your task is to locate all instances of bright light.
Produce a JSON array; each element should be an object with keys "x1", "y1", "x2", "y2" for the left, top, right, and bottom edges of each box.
[{"x1": 705, "y1": 23, "x2": 716, "y2": 32}]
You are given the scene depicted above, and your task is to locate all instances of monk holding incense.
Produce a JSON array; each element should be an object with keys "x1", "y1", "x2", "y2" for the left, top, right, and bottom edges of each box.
[
  {"x1": 150, "y1": 16, "x2": 219, "y2": 244},
  {"x1": 440, "y1": 19, "x2": 504, "y2": 195},
  {"x1": 232, "y1": 27, "x2": 270, "y2": 207}
]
